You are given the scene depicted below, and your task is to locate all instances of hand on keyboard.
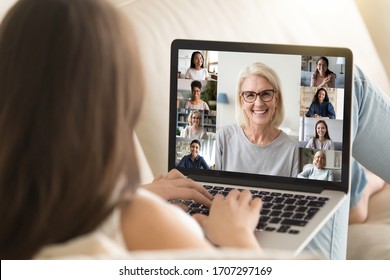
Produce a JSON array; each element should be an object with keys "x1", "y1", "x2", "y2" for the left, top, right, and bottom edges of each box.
[
  {"x1": 141, "y1": 169, "x2": 213, "y2": 208},
  {"x1": 192, "y1": 189, "x2": 262, "y2": 249}
]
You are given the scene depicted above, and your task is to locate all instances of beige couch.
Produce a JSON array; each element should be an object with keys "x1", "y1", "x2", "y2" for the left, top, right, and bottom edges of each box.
[{"x1": 1, "y1": 0, "x2": 389, "y2": 259}]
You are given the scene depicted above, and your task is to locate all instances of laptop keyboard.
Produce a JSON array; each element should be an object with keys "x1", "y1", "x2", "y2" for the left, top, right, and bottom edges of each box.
[{"x1": 171, "y1": 184, "x2": 329, "y2": 235}]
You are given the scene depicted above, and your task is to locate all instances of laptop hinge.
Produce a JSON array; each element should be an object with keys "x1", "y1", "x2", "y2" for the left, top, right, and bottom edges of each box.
[{"x1": 188, "y1": 174, "x2": 325, "y2": 194}]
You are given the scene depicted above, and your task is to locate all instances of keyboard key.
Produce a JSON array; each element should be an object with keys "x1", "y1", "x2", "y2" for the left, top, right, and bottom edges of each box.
[
  {"x1": 296, "y1": 199, "x2": 308, "y2": 206},
  {"x1": 269, "y1": 217, "x2": 282, "y2": 224},
  {"x1": 220, "y1": 191, "x2": 229, "y2": 197},
  {"x1": 189, "y1": 208, "x2": 202, "y2": 215},
  {"x1": 272, "y1": 204, "x2": 285, "y2": 210},
  {"x1": 273, "y1": 197, "x2": 285, "y2": 204},
  {"x1": 182, "y1": 200, "x2": 193, "y2": 206},
  {"x1": 318, "y1": 197, "x2": 329, "y2": 201},
  {"x1": 256, "y1": 222, "x2": 267, "y2": 230},
  {"x1": 281, "y1": 211, "x2": 294, "y2": 218},
  {"x1": 277, "y1": 225, "x2": 290, "y2": 233},
  {"x1": 285, "y1": 198, "x2": 297, "y2": 205},
  {"x1": 281, "y1": 219, "x2": 308, "y2": 227},
  {"x1": 292, "y1": 213, "x2": 305, "y2": 220},
  {"x1": 191, "y1": 202, "x2": 202, "y2": 208},
  {"x1": 296, "y1": 206, "x2": 308, "y2": 212},
  {"x1": 262, "y1": 196, "x2": 274, "y2": 202},
  {"x1": 269, "y1": 210, "x2": 282, "y2": 217},
  {"x1": 263, "y1": 202, "x2": 273, "y2": 209},
  {"x1": 307, "y1": 201, "x2": 326, "y2": 207},
  {"x1": 284, "y1": 205, "x2": 296, "y2": 211},
  {"x1": 260, "y1": 216, "x2": 271, "y2": 223},
  {"x1": 270, "y1": 192, "x2": 282, "y2": 196},
  {"x1": 260, "y1": 209, "x2": 271, "y2": 216},
  {"x1": 308, "y1": 207, "x2": 320, "y2": 214},
  {"x1": 209, "y1": 190, "x2": 219, "y2": 196}
]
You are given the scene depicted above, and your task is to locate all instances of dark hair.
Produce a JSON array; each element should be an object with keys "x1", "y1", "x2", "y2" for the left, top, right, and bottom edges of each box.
[
  {"x1": 312, "y1": 88, "x2": 330, "y2": 103},
  {"x1": 0, "y1": 0, "x2": 144, "y2": 259},
  {"x1": 313, "y1": 56, "x2": 336, "y2": 78},
  {"x1": 314, "y1": 120, "x2": 331, "y2": 140},
  {"x1": 190, "y1": 51, "x2": 205, "y2": 69},
  {"x1": 191, "y1": 80, "x2": 202, "y2": 91},
  {"x1": 190, "y1": 139, "x2": 201, "y2": 148}
]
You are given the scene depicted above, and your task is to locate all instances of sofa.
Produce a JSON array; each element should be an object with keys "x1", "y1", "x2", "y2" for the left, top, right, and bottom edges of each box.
[{"x1": 1, "y1": 0, "x2": 389, "y2": 260}]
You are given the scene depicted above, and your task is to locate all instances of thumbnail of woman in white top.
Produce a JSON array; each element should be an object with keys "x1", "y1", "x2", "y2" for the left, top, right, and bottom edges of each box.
[
  {"x1": 185, "y1": 51, "x2": 210, "y2": 80},
  {"x1": 306, "y1": 120, "x2": 335, "y2": 150}
]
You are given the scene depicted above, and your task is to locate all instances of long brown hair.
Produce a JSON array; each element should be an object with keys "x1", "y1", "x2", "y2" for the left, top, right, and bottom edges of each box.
[{"x1": 0, "y1": 0, "x2": 144, "y2": 259}]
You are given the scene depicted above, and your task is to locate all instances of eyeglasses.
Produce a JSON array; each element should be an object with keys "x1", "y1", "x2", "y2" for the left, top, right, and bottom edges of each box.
[
  {"x1": 241, "y1": 89, "x2": 275, "y2": 103},
  {"x1": 192, "y1": 116, "x2": 200, "y2": 119}
]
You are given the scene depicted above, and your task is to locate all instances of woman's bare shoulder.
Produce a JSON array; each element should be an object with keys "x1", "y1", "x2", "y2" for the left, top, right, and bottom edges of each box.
[{"x1": 120, "y1": 189, "x2": 211, "y2": 251}]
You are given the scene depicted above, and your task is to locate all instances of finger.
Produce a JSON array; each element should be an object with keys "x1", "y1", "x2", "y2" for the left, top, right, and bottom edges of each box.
[
  {"x1": 186, "y1": 181, "x2": 214, "y2": 200},
  {"x1": 165, "y1": 177, "x2": 214, "y2": 200},
  {"x1": 213, "y1": 193, "x2": 225, "y2": 202},
  {"x1": 175, "y1": 188, "x2": 213, "y2": 208},
  {"x1": 173, "y1": 203, "x2": 189, "y2": 212},
  {"x1": 153, "y1": 174, "x2": 164, "y2": 182},
  {"x1": 226, "y1": 188, "x2": 240, "y2": 199},
  {"x1": 250, "y1": 197, "x2": 263, "y2": 211},
  {"x1": 192, "y1": 213, "x2": 207, "y2": 226},
  {"x1": 238, "y1": 189, "x2": 253, "y2": 203},
  {"x1": 166, "y1": 169, "x2": 187, "y2": 180}
]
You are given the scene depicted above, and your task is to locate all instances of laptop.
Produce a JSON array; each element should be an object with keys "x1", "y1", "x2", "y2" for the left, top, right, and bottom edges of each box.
[{"x1": 169, "y1": 39, "x2": 353, "y2": 255}]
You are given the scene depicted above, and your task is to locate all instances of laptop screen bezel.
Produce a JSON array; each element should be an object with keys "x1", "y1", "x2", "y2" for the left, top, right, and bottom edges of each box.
[{"x1": 169, "y1": 39, "x2": 353, "y2": 194}]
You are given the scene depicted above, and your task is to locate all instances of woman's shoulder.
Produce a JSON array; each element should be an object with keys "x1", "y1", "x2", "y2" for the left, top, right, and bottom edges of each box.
[
  {"x1": 278, "y1": 130, "x2": 297, "y2": 145},
  {"x1": 121, "y1": 188, "x2": 206, "y2": 250},
  {"x1": 217, "y1": 123, "x2": 240, "y2": 136}
]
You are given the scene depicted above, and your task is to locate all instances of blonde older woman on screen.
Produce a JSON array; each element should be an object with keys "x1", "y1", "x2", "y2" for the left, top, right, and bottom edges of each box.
[
  {"x1": 298, "y1": 151, "x2": 334, "y2": 181},
  {"x1": 215, "y1": 62, "x2": 298, "y2": 176},
  {"x1": 180, "y1": 110, "x2": 208, "y2": 140}
]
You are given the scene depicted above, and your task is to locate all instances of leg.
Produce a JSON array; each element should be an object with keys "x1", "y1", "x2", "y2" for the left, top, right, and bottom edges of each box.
[
  {"x1": 348, "y1": 66, "x2": 389, "y2": 223},
  {"x1": 349, "y1": 168, "x2": 385, "y2": 224},
  {"x1": 304, "y1": 196, "x2": 350, "y2": 259},
  {"x1": 304, "y1": 65, "x2": 390, "y2": 259},
  {"x1": 304, "y1": 160, "x2": 363, "y2": 259},
  {"x1": 352, "y1": 66, "x2": 390, "y2": 183}
]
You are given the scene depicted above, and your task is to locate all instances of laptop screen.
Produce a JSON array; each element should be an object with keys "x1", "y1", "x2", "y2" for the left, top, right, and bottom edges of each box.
[{"x1": 169, "y1": 40, "x2": 353, "y2": 193}]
